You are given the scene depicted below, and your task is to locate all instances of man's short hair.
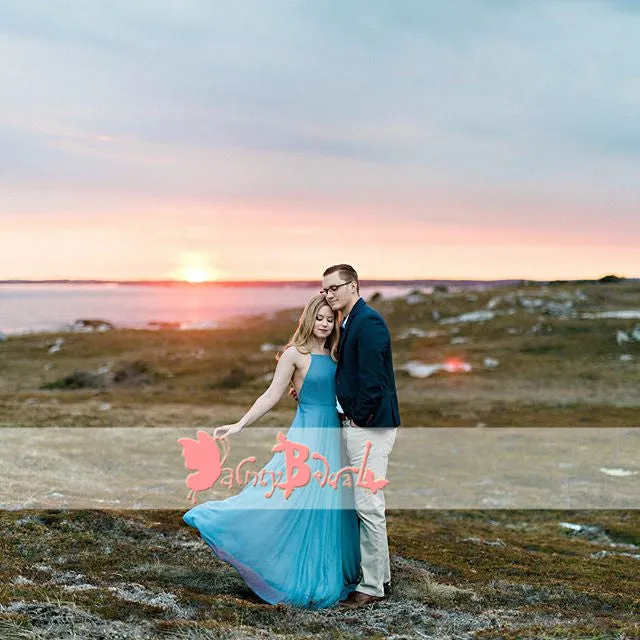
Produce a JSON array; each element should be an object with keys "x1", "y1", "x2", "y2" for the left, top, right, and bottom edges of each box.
[{"x1": 323, "y1": 264, "x2": 359, "y2": 294}]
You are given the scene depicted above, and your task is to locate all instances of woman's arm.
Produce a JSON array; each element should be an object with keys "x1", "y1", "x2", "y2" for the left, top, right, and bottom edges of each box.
[{"x1": 213, "y1": 347, "x2": 298, "y2": 438}]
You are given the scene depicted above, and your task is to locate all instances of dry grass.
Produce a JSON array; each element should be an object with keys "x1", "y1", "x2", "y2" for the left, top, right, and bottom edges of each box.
[
  {"x1": 1, "y1": 281, "x2": 639, "y2": 428},
  {"x1": 1, "y1": 509, "x2": 638, "y2": 639}
]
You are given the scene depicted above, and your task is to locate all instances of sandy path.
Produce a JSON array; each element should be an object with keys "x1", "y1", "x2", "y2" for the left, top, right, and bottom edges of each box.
[{"x1": 1, "y1": 426, "x2": 638, "y2": 509}]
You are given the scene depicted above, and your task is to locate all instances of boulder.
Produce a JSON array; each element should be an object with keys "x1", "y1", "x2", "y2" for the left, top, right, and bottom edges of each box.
[
  {"x1": 405, "y1": 290, "x2": 425, "y2": 305},
  {"x1": 48, "y1": 337, "x2": 65, "y2": 354},
  {"x1": 72, "y1": 319, "x2": 115, "y2": 332},
  {"x1": 440, "y1": 310, "x2": 495, "y2": 325},
  {"x1": 616, "y1": 330, "x2": 631, "y2": 346},
  {"x1": 398, "y1": 359, "x2": 472, "y2": 378}
]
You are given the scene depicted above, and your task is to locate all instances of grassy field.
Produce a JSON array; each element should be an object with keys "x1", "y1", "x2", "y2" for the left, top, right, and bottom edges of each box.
[
  {"x1": 1, "y1": 280, "x2": 639, "y2": 428},
  {"x1": 1, "y1": 509, "x2": 638, "y2": 639},
  {"x1": 1, "y1": 281, "x2": 639, "y2": 638}
]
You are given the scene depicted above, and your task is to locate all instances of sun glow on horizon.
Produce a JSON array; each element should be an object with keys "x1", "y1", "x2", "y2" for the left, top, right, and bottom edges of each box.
[
  {"x1": 179, "y1": 266, "x2": 219, "y2": 283},
  {"x1": 171, "y1": 252, "x2": 222, "y2": 283}
]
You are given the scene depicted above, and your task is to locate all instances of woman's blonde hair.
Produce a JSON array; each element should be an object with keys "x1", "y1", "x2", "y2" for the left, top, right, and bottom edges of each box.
[{"x1": 279, "y1": 295, "x2": 340, "y2": 362}]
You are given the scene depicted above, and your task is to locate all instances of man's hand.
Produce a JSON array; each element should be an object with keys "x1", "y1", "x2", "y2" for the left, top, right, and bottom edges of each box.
[
  {"x1": 289, "y1": 386, "x2": 299, "y2": 402},
  {"x1": 213, "y1": 423, "x2": 244, "y2": 438}
]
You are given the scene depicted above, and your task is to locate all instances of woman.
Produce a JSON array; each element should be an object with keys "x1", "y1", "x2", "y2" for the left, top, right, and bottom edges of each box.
[{"x1": 182, "y1": 295, "x2": 361, "y2": 609}]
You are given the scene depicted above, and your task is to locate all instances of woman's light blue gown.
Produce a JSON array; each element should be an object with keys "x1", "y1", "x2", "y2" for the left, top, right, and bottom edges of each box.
[{"x1": 183, "y1": 354, "x2": 361, "y2": 608}]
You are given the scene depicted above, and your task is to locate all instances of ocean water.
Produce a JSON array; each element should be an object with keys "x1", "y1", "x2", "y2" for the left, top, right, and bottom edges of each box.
[{"x1": 0, "y1": 283, "x2": 419, "y2": 335}]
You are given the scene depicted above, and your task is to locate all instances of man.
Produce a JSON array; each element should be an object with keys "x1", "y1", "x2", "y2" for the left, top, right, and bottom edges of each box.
[{"x1": 321, "y1": 264, "x2": 401, "y2": 608}]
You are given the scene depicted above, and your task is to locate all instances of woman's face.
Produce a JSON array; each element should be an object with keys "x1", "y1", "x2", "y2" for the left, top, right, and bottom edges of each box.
[{"x1": 313, "y1": 304, "x2": 335, "y2": 340}]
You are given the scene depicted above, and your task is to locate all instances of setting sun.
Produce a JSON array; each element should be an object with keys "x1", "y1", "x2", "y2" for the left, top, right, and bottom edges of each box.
[{"x1": 180, "y1": 267, "x2": 217, "y2": 283}]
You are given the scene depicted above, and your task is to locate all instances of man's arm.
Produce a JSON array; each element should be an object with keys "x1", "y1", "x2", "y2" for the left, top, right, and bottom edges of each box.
[{"x1": 351, "y1": 315, "x2": 389, "y2": 426}]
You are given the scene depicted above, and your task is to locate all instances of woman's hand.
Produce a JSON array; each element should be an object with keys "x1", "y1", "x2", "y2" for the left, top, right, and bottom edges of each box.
[{"x1": 213, "y1": 422, "x2": 244, "y2": 439}]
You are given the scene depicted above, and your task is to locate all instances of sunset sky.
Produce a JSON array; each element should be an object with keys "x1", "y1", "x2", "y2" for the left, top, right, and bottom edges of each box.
[{"x1": 1, "y1": 1, "x2": 639, "y2": 281}]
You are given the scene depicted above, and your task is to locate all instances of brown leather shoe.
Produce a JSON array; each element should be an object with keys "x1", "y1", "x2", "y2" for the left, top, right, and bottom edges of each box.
[
  {"x1": 337, "y1": 591, "x2": 358, "y2": 606},
  {"x1": 338, "y1": 590, "x2": 384, "y2": 607}
]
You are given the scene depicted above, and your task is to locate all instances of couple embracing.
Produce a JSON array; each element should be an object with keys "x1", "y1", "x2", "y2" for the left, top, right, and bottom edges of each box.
[{"x1": 183, "y1": 264, "x2": 401, "y2": 609}]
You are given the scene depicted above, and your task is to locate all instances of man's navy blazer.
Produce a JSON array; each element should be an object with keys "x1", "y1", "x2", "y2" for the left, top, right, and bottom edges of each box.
[{"x1": 336, "y1": 297, "x2": 401, "y2": 428}]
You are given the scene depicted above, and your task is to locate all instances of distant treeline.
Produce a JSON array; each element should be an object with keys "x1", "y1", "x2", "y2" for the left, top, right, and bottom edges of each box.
[{"x1": 547, "y1": 274, "x2": 632, "y2": 286}]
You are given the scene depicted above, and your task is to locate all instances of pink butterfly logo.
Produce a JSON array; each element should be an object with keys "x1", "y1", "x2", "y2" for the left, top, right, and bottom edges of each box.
[
  {"x1": 359, "y1": 467, "x2": 389, "y2": 493},
  {"x1": 178, "y1": 431, "x2": 230, "y2": 504}
]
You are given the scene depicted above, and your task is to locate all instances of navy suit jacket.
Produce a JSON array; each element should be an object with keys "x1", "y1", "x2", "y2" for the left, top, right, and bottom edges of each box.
[{"x1": 336, "y1": 297, "x2": 401, "y2": 428}]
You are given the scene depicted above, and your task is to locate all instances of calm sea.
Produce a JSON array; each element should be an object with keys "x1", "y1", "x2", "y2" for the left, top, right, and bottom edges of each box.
[{"x1": 0, "y1": 283, "x2": 421, "y2": 335}]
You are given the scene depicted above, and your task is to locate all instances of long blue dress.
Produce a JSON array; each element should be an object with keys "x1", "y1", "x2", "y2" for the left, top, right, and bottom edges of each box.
[{"x1": 182, "y1": 354, "x2": 361, "y2": 608}]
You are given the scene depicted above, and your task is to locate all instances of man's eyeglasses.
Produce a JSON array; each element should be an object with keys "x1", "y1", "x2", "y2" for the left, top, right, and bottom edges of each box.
[{"x1": 320, "y1": 281, "x2": 353, "y2": 296}]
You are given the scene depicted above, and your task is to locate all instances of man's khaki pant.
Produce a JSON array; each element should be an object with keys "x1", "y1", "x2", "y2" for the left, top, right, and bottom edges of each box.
[{"x1": 342, "y1": 424, "x2": 397, "y2": 597}]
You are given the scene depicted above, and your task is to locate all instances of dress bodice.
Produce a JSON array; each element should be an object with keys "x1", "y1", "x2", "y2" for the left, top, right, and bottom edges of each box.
[{"x1": 298, "y1": 354, "x2": 337, "y2": 408}]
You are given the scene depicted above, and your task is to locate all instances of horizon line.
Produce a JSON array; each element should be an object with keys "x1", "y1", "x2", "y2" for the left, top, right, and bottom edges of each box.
[{"x1": 0, "y1": 275, "x2": 636, "y2": 286}]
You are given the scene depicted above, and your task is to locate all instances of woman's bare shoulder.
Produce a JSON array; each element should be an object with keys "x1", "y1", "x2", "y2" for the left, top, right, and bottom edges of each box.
[{"x1": 280, "y1": 345, "x2": 305, "y2": 363}]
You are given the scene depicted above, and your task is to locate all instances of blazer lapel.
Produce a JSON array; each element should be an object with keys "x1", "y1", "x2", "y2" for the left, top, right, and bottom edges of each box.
[{"x1": 338, "y1": 298, "x2": 365, "y2": 357}]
